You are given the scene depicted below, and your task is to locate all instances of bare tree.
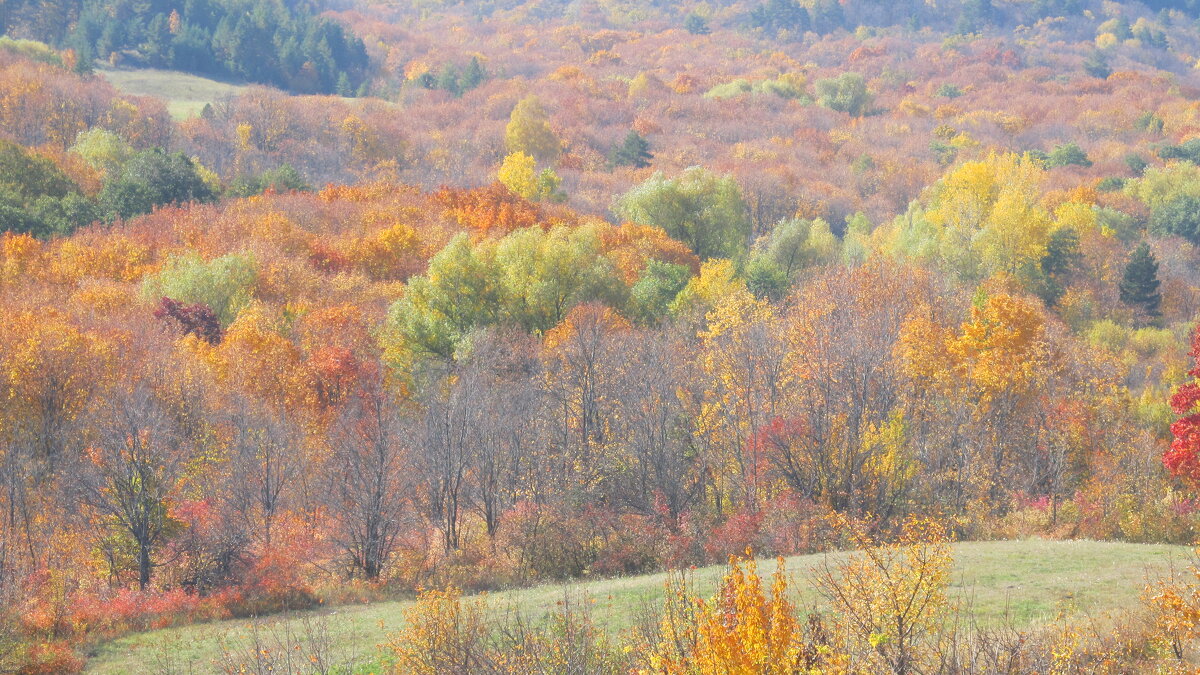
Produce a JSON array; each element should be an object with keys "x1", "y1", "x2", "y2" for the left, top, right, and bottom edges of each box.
[
  {"x1": 82, "y1": 383, "x2": 187, "y2": 590},
  {"x1": 327, "y1": 380, "x2": 409, "y2": 580},
  {"x1": 461, "y1": 329, "x2": 543, "y2": 541},
  {"x1": 609, "y1": 330, "x2": 703, "y2": 523},
  {"x1": 226, "y1": 398, "x2": 304, "y2": 549},
  {"x1": 420, "y1": 368, "x2": 479, "y2": 555}
]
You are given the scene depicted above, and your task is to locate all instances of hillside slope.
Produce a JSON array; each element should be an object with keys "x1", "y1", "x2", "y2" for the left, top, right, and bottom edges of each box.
[{"x1": 85, "y1": 539, "x2": 1190, "y2": 674}]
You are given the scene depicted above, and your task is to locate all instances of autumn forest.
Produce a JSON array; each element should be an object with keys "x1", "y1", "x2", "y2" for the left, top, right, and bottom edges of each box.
[{"x1": 7, "y1": 0, "x2": 1200, "y2": 672}]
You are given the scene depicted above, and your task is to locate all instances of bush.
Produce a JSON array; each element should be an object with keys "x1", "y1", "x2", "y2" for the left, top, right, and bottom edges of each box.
[
  {"x1": 1047, "y1": 142, "x2": 1093, "y2": 168},
  {"x1": 935, "y1": 83, "x2": 962, "y2": 98},
  {"x1": 99, "y1": 149, "x2": 216, "y2": 221},
  {"x1": 141, "y1": 251, "x2": 258, "y2": 326},
  {"x1": 815, "y1": 72, "x2": 873, "y2": 116}
]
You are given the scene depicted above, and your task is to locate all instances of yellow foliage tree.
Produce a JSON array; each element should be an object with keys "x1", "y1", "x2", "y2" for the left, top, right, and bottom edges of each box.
[
  {"x1": 815, "y1": 516, "x2": 954, "y2": 675},
  {"x1": 387, "y1": 587, "x2": 491, "y2": 675},
  {"x1": 697, "y1": 289, "x2": 784, "y2": 509},
  {"x1": 669, "y1": 258, "x2": 747, "y2": 321},
  {"x1": 497, "y1": 151, "x2": 541, "y2": 199},
  {"x1": 1146, "y1": 553, "x2": 1200, "y2": 662},
  {"x1": 648, "y1": 553, "x2": 812, "y2": 674},
  {"x1": 505, "y1": 95, "x2": 561, "y2": 163},
  {"x1": 948, "y1": 292, "x2": 1052, "y2": 409},
  {"x1": 923, "y1": 152, "x2": 1051, "y2": 280}
]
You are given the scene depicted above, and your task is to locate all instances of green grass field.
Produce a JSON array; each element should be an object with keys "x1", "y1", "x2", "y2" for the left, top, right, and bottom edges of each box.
[
  {"x1": 97, "y1": 66, "x2": 248, "y2": 119},
  {"x1": 83, "y1": 539, "x2": 1191, "y2": 674}
]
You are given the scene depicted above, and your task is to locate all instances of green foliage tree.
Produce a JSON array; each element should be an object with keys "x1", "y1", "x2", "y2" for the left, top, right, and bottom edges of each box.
[
  {"x1": 70, "y1": 128, "x2": 134, "y2": 176},
  {"x1": 0, "y1": 139, "x2": 95, "y2": 237},
  {"x1": 389, "y1": 227, "x2": 626, "y2": 357},
  {"x1": 141, "y1": 251, "x2": 258, "y2": 326},
  {"x1": 935, "y1": 83, "x2": 963, "y2": 98},
  {"x1": 1047, "y1": 142, "x2": 1093, "y2": 168},
  {"x1": 1159, "y1": 139, "x2": 1200, "y2": 164},
  {"x1": 391, "y1": 234, "x2": 502, "y2": 359},
  {"x1": 745, "y1": 256, "x2": 789, "y2": 300},
  {"x1": 1136, "y1": 112, "x2": 1165, "y2": 134},
  {"x1": 1119, "y1": 242, "x2": 1163, "y2": 322},
  {"x1": 627, "y1": 260, "x2": 692, "y2": 325},
  {"x1": 613, "y1": 167, "x2": 752, "y2": 260},
  {"x1": 1084, "y1": 49, "x2": 1112, "y2": 78},
  {"x1": 609, "y1": 131, "x2": 653, "y2": 169},
  {"x1": 754, "y1": 217, "x2": 838, "y2": 278},
  {"x1": 99, "y1": 149, "x2": 216, "y2": 221},
  {"x1": 493, "y1": 226, "x2": 624, "y2": 332},
  {"x1": 228, "y1": 165, "x2": 309, "y2": 198},
  {"x1": 1150, "y1": 194, "x2": 1200, "y2": 244},
  {"x1": 684, "y1": 12, "x2": 711, "y2": 35},
  {"x1": 815, "y1": 72, "x2": 873, "y2": 117},
  {"x1": 1126, "y1": 154, "x2": 1150, "y2": 176},
  {"x1": 0, "y1": 139, "x2": 77, "y2": 204},
  {"x1": 437, "y1": 64, "x2": 463, "y2": 97},
  {"x1": 27, "y1": 193, "x2": 98, "y2": 237}
]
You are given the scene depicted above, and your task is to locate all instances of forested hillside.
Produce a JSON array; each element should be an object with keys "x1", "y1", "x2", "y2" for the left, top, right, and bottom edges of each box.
[
  {"x1": 2, "y1": 0, "x2": 368, "y2": 93},
  {"x1": 8, "y1": 0, "x2": 1200, "y2": 672}
]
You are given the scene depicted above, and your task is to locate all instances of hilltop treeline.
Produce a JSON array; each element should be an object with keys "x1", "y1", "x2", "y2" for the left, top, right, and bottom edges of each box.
[{"x1": 2, "y1": 0, "x2": 368, "y2": 94}]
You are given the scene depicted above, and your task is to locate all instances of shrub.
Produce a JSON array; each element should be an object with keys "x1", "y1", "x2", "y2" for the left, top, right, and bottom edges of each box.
[
  {"x1": 815, "y1": 72, "x2": 873, "y2": 116},
  {"x1": 141, "y1": 251, "x2": 257, "y2": 326}
]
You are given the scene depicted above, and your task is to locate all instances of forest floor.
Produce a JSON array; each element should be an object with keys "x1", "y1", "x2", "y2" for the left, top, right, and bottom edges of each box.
[
  {"x1": 96, "y1": 66, "x2": 248, "y2": 119},
  {"x1": 84, "y1": 539, "x2": 1192, "y2": 674}
]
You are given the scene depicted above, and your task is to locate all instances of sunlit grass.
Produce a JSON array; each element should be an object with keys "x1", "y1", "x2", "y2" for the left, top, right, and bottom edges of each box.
[
  {"x1": 84, "y1": 539, "x2": 1190, "y2": 674},
  {"x1": 96, "y1": 66, "x2": 248, "y2": 119}
]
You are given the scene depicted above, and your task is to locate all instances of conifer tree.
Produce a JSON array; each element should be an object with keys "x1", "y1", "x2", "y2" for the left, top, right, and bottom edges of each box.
[
  {"x1": 1119, "y1": 242, "x2": 1162, "y2": 323},
  {"x1": 461, "y1": 56, "x2": 487, "y2": 90},
  {"x1": 610, "y1": 130, "x2": 653, "y2": 169}
]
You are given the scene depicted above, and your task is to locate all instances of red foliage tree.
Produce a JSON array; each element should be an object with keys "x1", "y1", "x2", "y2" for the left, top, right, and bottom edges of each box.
[
  {"x1": 153, "y1": 297, "x2": 222, "y2": 344},
  {"x1": 1166, "y1": 325, "x2": 1200, "y2": 487}
]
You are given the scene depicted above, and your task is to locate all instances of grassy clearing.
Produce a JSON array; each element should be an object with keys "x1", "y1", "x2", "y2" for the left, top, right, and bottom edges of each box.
[
  {"x1": 96, "y1": 67, "x2": 248, "y2": 119},
  {"x1": 83, "y1": 539, "x2": 1190, "y2": 674}
]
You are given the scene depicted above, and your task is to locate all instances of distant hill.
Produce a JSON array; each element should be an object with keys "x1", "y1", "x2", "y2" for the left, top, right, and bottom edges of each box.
[{"x1": 2, "y1": 0, "x2": 368, "y2": 95}]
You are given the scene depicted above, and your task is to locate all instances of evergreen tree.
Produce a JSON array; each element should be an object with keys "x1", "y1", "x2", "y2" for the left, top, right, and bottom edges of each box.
[
  {"x1": 336, "y1": 72, "x2": 354, "y2": 97},
  {"x1": 610, "y1": 130, "x2": 653, "y2": 169},
  {"x1": 810, "y1": 0, "x2": 846, "y2": 33},
  {"x1": 684, "y1": 13, "x2": 711, "y2": 35},
  {"x1": 748, "y1": 0, "x2": 809, "y2": 37},
  {"x1": 1033, "y1": 227, "x2": 1081, "y2": 307},
  {"x1": 58, "y1": 0, "x2": 367, "y2": 94},
  {"x1": 1119, "y1": 242, "x2": 1163, "y2": 322},
  {"x1": 1084, "y1": 50, "x2": 1112, "y2": 78},
  {"x1": 956, "y1": 0, "x2": 995, "y2": 33},
  {"x1": 461, "y1": 56, "x2": 487, "y2": 91},
  {"x1": 437, "y1": 64, "x2": 462, "y2": 96}
]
